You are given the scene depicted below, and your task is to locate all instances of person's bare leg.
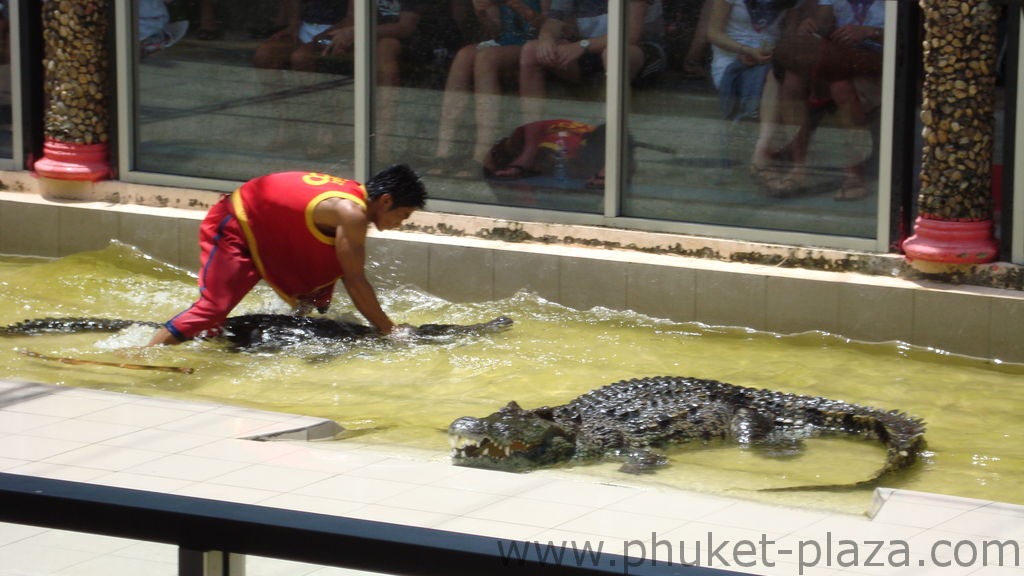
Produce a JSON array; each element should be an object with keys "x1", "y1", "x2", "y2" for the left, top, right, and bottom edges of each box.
[
  {"x1": 432, "y1": 44, "x2": 478, "y2": 168},
  {"x1": 752, "y1": 72, "x2": 780, "y2": 171},
  {"x1": 491, "y1": 40, "x2": 549, "y2": 176},
  {"x1": 517, "y1": 40, "x2": 547, "y2": 128},
  {"x1": 683, "y1": 0, "x2": 711, "y2": 76},
  {"x1": 831, "y1": 79, "x2": 871, "y2": 200},
  {"x1": 374, "y1": 37, "x2": 403, "y2": 165},
  {"x1": 472, "y1": 45, "x2": 522, "y2": 164},
  {"x1": 771, "y1": 70, "x2": 814, "y2": 191}
]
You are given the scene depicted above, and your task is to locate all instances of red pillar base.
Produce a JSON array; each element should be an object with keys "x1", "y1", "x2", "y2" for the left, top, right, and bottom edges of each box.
[
  {"x1": 902, "y1": 216, "x2": 998, "y2": 266},
  {"x1": 34, "y1": 140, "x2": 110, "y2": 182}
]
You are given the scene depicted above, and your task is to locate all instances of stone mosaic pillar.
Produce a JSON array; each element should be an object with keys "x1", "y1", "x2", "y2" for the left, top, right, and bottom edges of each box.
[
  {"x1": 33, "y1": 0, "x2": 111, "y2": 181},
  {"x1": 902, "y1": 0, "x2": 1000, "y2": 267}
]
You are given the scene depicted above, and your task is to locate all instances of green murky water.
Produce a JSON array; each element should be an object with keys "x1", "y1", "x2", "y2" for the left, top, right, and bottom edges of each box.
[{"x1": 1, "y1": 243, "x2": 1021, "y2": 514}]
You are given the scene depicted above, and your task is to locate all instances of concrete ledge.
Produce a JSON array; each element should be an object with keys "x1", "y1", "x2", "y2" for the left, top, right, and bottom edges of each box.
[{"x1": 2, "y1": 181, "x2": 1022, "y2": 363}]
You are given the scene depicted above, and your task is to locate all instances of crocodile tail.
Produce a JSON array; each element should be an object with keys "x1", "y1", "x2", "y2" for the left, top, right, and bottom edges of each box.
[
  {"x1": 763, "y1": 405, "x2": 927, "y2": 492},
  {"x1": 0, "y1": 317, "x2": 158, "y2": 336},
  {"x1": 870, "y1": 408, "x2": 927, "y2": 479}
]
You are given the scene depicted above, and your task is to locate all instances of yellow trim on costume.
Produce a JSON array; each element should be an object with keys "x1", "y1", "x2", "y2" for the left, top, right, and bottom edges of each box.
[
  {"x1": 231, "y1": 189, "x2": 297, "y2": 307},
  {"x1": 304, "y1": 190, "x2": 368, "y2": 245}
]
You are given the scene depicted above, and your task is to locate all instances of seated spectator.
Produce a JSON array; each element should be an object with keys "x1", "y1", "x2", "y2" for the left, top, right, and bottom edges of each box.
[
  {"x1": 768, "y1": 0, "x2": 883, "y2": 199},
  {"x1": 253, "y1": 0, "x2": 422, "y2": 160},
  {"x1": 705, "y1": 0, "x2": 799, "y2": 187},
  {"x1": 252, "y1": 0, "x2": 351, "y2": 74},
  {"x1": 428, "y1": 0, "x2": 547, "y2": 178},
  {"x1": 253, "y1": 0, "x2": 421, "y2": 77},
  {"x1": 503, "y1": 0, "x2": 665, "y2": 179},
  {"x1": 707, "y1": 0, "x2": 796, "y2": 120}
]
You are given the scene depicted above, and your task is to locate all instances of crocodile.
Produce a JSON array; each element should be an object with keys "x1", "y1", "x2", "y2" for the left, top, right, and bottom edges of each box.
[
  {"x1": 1, "y1": 314, "x2": 513, "y2": 349},
  {"x1": 448, "y1": 376, "x2": 926, "y2": 488}
]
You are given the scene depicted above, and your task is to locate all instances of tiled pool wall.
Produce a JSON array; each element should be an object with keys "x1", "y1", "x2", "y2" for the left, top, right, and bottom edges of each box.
[{"x1": 1, "y1": 173, "x2": 1023, "y2": 363}]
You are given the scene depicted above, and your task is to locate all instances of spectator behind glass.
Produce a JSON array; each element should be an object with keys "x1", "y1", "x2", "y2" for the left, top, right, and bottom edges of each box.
[
  {"x1": 768, "y1": 0, "x2": 883, "y2": 200},
  {"x1": 705, "y1": 0, "x2": 799, "y2": 189},
  {"x1": 502, "y1": 0, "x2": 665, "y2": 180},
  {"x1": 252, "y1": 0, "x2": 422, "y2": 161},
  {"x1": 708, "y1": 0, "x2": 794, "y2": 118},
  {"x1": 252, "y1": 0, "x2": 350, "y2": 74},
  {"x1": 427, "y1": 0, "x2": 548, "y2": 179}
]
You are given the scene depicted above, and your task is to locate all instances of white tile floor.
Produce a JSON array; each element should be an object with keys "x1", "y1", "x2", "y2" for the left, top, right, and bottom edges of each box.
[{"x1": 0, "y1": 379, "x2": 1020, "y2": 576}]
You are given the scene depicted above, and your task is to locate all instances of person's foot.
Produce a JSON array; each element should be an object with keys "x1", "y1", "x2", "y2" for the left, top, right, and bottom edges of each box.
[
  {"x1": 766, "y1": 167, "x2": 809, "y2": 198},
  {"x1": 491, "y1": 164, "x2": 539, "y2": 180},
  {"x1": 682, "y1": 57, "x2": 708, "y2": 79},
  {"x1": 836, "y1": 170, "x2": 871, "y2": 201}
]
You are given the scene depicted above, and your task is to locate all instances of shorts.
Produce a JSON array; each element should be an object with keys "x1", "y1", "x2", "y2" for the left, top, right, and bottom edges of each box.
[
  {"x1": 299, "y1": 22, "x2": 332, "y2": 45},
  {"x1": 576, "y1": 40, "x2": 666, "y2": 85}
]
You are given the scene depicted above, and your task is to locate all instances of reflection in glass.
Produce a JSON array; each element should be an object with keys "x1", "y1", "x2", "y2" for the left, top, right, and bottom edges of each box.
[
  {"x1": 401, "y1": 0, "x2": 662, "y2": 212},
  {"x1": 625, "y1": 0, "x2": 884, "y2": 238},
  {"x1": 134, "y1": 0, "x2": 356, "y2": 180},
  {"x1": 0, "y1": 0, "x2": 11, "y2": 158}
]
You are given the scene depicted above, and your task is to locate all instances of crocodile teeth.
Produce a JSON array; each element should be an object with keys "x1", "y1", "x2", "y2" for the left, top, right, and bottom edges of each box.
[{"x1": 449, "y1": 435, "x2": 479, "y2": 450}]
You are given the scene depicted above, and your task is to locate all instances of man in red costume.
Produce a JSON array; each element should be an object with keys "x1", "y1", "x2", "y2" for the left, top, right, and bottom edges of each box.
[{"x1": 148, "y1": 164, "x2": 427, "y2": 346}]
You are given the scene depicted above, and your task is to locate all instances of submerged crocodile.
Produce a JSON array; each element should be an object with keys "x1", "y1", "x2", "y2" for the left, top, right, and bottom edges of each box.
[
  {"x1": 1, "y1": 314, "x2": 513, "y2": 349},
  {"x1": 449, "y1": 376, "x2": 926, "y2": 488}
]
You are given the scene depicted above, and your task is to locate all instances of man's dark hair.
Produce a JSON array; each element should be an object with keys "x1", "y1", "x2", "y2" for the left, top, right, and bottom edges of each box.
[{"x1": 366, "y1": 164, "x2": 427, "y2": 209}]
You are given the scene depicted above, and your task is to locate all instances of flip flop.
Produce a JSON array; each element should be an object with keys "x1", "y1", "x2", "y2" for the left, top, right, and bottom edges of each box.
[
  {"x1": 766, "y1": 176, "x2": 808, "y2": 199},
  {"x1": 836, "y1": 176, "x2": 871, "y2": 201},
  {"x1": 490, "y1": 164, "x2": 539, "y2": 181}
]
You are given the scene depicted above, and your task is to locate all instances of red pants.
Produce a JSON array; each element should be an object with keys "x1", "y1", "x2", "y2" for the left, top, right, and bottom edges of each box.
[{"x1": 165, "y1": 196, "x2": 262, "y2": 340}]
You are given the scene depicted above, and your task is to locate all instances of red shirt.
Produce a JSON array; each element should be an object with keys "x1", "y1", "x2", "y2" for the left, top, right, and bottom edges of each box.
[{"x1": 231, "y1": 171, "x2": 368, "y2": 308}]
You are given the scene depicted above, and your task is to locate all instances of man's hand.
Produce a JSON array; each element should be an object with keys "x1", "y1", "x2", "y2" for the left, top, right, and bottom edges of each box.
[{"x1": 381, "y1": 323, "x2": 416, "y2": 342}]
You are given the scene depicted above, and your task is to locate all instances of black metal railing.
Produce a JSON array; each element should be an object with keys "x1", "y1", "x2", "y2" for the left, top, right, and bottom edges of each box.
[{"x1": 0, "y1": 472, "x2": 749, "y2": 576}]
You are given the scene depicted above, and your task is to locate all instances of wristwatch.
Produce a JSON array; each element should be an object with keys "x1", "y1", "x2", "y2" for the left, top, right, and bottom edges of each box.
[{"x1": 579, "y1": 39, "x2": 591, "y2": 53}]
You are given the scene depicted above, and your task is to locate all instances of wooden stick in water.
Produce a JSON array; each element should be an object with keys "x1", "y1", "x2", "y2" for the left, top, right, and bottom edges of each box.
[{"x1": 16, "y1": 348, "x2": 195, "y2": 374}]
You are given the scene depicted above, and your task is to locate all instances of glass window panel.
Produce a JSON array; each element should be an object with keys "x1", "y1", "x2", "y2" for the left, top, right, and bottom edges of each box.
[
  {"x1": 394, "y1": 0, "x2": 611, "y2": 213},
  {"x1": 0, "y1": 0, "x2": 11, "y2": 159},
  {"x1": 624, "y1": 0, "x2": 884, "y2": 238},
  {"x1": 134, "y1": 0, "x2": 355, "y2": 179}
]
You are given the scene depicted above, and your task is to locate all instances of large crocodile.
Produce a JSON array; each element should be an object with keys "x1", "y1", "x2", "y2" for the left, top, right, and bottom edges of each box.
[
  {"x1": 448, "y1": 376, "x2": 926, "y2": 488},
  {"x1": 1, "y1": 314, "x2": 513, "y2": 349}
]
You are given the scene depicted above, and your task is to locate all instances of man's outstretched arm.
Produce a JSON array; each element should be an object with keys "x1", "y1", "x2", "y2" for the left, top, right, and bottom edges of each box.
[{"x1": 332, "y1": 204, "x2": 397, "y2": 334}]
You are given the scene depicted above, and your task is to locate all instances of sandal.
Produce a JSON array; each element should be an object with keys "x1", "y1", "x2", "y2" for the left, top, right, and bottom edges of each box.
[
  {"x1": 749, "y1": 164, "x2": 779, "y2": 192},
  {"x1": 835, "y1": 175, "x2": 871, "y2": 201},
  {"x1": 490, "y1": 164, "x2": 539, "y2": 181},
  {"x1": 765, "y1": 175, "x2": 809, "y2": 199}
]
